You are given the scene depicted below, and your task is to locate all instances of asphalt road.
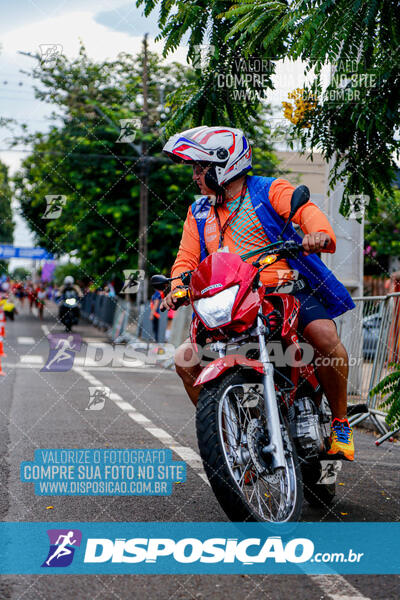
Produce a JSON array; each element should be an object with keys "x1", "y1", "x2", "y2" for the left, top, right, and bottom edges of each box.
[{"x1": 0, "y1": 302, "x2": 399, "y2": 599}]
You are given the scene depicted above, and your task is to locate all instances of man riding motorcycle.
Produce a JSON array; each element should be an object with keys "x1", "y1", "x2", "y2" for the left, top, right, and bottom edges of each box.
[
  {"x1": 161, "y1": 126, "x2": 355, "y2": 461},
  {"x1": 58, "y1": 276, "x2": 83, "y2": 331}
]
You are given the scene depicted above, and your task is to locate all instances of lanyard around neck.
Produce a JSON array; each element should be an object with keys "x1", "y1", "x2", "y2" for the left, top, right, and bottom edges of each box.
[{"x1": 214, "y1": 181, "x2": 248, "y2": 249}]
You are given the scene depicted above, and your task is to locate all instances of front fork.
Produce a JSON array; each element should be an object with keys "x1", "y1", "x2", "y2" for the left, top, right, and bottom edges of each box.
[
  {"x1": 257, "y1": 314, "x2": 286, "y2": 471},
  {"x1": 212, "y1": 321, "x2": 287, "y2": 472}
]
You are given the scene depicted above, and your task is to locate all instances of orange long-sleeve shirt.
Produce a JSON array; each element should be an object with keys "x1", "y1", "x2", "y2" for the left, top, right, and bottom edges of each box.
[{"x1": 171, "y1": 178, "x2": 336, "y2": 288}]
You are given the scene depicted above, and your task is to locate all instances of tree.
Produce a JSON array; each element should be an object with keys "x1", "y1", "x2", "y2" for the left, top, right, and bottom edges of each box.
[
  {"x1": 140, "y1": 0, "x2": 400, "y2": 213},
  {"x1": 0, "y1": 161, "x2": 14, "y2": 243},
  {"x1": 53, "y1": 263, "x2": 84, "y2": 287},
  {"x1": 136, "y1": 0, "x2": 280, "y2": 135},
  {"x1": 364, "y1": 189, "x2": 400, "y2": 275},
  {"x1": 13, "y1": 45, "x2": 196, "y2": 285},
  {"x1": 224, "y1": 0, "x2": 400, "y2": 214},
  {"x1": 14, "y1": 44, "x2": 279, "y2": 288},
  {"x1": 11, "y1": 267, "x2": 31, "y2": 281},
  {"x1": 0, "y1": 161, "x2": 15, "y2": 276}
]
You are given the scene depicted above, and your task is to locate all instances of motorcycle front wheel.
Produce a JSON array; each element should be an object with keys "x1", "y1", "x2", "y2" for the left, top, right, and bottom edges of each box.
[{"x1": 196, "y1": 368, "x2": 303, "y2": 522}]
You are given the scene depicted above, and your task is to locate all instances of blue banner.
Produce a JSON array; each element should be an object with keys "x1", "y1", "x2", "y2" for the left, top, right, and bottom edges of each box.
[
  {"x1": 0, "y1": 522, "x2": 398, "y2": 574},
  {"x1": 0, "y1": 245, "x2": 53, "y2": 259}
]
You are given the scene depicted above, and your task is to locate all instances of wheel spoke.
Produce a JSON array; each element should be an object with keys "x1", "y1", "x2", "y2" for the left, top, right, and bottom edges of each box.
[{"x1": 217, "y1": 382, "x2": 299, "y2": 522}]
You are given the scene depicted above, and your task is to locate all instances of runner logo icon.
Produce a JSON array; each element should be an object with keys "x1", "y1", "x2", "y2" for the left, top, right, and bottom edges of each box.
[
  {"x1": 42, "y1": 334, "x2": 82, "y2": 372},
  {"x1": 42, "y1": 529, "x2": 82, "y2": 567}
]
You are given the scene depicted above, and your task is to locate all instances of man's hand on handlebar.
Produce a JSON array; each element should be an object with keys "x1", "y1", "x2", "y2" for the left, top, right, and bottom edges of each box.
[
  {"x1": 160, "y1": 288, "x2": 190, "y2": 312},
  {"x1": 302, "y1": 232, "x2": 331, "y2": 256}
]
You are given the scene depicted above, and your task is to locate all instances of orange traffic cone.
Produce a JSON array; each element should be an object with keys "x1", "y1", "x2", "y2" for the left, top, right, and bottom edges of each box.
[
  {"x1": 0, "y1": 336, "x2": 6, "y2": 358},
  {"x1": 0, "y1": 357, "x2": 5, "y2": 376},
  {"x1": 0, "y1": 311, "x2": 5, "y2": 338}
]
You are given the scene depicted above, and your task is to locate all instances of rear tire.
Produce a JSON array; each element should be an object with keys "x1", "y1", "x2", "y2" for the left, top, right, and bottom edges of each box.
[
  {"x1": 302, "y1": 463, "x2": 336, "y2": 508},
  {"x1": 196, "y1": 368, "x2": 303, "y2": 522}
]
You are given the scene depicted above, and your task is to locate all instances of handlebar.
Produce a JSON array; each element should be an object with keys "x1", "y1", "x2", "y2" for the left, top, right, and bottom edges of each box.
[
  {"x1": 160, "y1": 288, "x2": 189, "y2": 312},
  {"x1": 249, "y1": 240, "x2": 303, "y2": 266},
  {"x1": 155, "y1": 239, "x2": 327, "y2": 309}
]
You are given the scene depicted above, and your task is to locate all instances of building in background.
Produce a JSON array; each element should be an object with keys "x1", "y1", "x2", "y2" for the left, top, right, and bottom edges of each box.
[{"x1": 277, "y1": 151, "x2": 364, "y2": 297}]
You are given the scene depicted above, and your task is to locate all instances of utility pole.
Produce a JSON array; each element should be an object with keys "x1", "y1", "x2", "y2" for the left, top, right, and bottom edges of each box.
[
  {"x1": 137, "y1": 34, "x2": 149, "y2": 310},
  {"x1": 19, "y1": 47, "x2": 154, "y2": 313}
]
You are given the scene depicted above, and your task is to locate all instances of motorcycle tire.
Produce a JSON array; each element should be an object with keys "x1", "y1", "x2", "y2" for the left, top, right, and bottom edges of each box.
[
  {"x1": 196, "y1": 367, "x2": 303, "y2": 522},
  {"x1": 302, "y1": 463, "x2": 336, "y2": 508}
]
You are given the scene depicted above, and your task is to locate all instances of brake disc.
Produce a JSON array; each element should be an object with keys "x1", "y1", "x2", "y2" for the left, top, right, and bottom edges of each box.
[{"x1": 246, "y1": 419, "x2": 280, "y2": 484}]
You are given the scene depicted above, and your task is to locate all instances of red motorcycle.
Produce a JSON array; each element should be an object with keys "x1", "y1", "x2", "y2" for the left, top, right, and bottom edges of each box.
[{"x1": 152, "y1": 188, "x2": 352, "y2": 522}]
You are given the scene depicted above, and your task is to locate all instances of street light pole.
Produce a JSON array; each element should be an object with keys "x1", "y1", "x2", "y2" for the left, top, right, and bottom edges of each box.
[
  {"x1": 137, "y1": 33, "x2": 149, "y2": 310},
  {"x1": 18, "y1": 47, "x2": 154, "y2": 314}
]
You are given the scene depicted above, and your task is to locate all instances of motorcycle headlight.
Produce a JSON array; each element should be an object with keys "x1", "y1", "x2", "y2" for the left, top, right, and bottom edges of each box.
[
  {"x1": 65, "y1": 298, "x2": 77, "y2": 306},
  {"x1": 194, "y1": 285, "x2": 239, "y2": 329}
]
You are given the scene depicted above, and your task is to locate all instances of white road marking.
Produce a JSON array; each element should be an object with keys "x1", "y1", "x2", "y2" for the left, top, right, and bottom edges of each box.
[
  {"x1": 41, "y1": 324, "x2": 50, "y2": 336},
  {"x1": 73, "y1": 366, "x2": 209, "y2": 486},
  {"x1": 72, "y1": 372, "x2": 371, "y2": 598},
  {"x1": 3, "y1": 360, "x2": 173, "y2": 375},
  {"x1": 74, "y1": 357, "x2": 146, "y2": 368},
  {"x1": 9, "y1": 341, "x2": 372, "y2": 598},
  {"x1": 17, "y1": 337, "x2": 35, "y2": 345},
  {"x1": 130, "y1": 413, "x2": 152, "y2": 424},
  {"x1": 310, "y1": 574, "x2": 370, "y2": 600},
  {"x1": 20, "y1": 355, "x2": 44, "y2": 364}
]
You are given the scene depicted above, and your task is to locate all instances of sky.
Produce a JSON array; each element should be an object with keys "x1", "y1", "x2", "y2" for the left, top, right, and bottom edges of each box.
[{"x1": 0, "y1": 0, "x2": 315, "y2": 255}]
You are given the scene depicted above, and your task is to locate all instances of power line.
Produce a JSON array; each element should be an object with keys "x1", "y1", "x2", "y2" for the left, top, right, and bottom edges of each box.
[{"x1": 0, "y1": 147, "x2": 169, "y2": 163}]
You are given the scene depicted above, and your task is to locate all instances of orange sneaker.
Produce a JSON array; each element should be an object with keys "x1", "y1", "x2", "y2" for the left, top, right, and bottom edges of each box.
[{"x1": 327, "y1": 418, "x2": 354, "y2": 461}]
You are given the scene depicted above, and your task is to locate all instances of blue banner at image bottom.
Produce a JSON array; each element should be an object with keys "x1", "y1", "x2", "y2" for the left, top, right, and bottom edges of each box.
[{"x1": 0, "y1": 522, "x2": 398, "y2": 574}]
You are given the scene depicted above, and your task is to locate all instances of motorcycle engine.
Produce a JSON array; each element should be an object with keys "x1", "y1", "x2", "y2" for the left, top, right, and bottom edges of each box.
[{"x1": 293, "y1": 397, "x2": 324, "y2": 458}]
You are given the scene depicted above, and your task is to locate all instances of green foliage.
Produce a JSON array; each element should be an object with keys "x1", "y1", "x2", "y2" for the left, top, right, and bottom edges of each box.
[
  {"x1": 13, "y1": 45, "x2": 195, "y2": 284},
  {"x1": 136, "y1": 0, "x2": 279, "y2": 134},
  {"x1": 371, "y1": 364, "x2": 400, "y2": 430},
  {"x1": 14, "y1": 43, "x2": 279, "y2": 285},
  {"x1": 11, "y1": 267, "x2": 31, "y2": 281},
  {"x1": 0, "y1": 161, "x2": 15, "y2": 243},
  {"x1": 144, "y1": 0, "x2": 400, "y2": 212},
  {"x1": 224, "y1": 0, "x2": 400, "y2": 214},
  {"x1": 53, "y1": 263, "x2": 85, "y2": 287},
  {"x1": 0, "y1": 161, "x2": 15, "y2": 278},
  {"x1": 364, "y1": 189, "x2": 400, "y2": 270}
]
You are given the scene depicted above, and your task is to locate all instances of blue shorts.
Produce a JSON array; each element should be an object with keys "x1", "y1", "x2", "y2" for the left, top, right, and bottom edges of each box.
[
  {"x1": 293, "y1": 289, "x2": 332, "y2": 333},
  {"x1": 265, "y1": 285, "x2": 332, "y2": 334}
]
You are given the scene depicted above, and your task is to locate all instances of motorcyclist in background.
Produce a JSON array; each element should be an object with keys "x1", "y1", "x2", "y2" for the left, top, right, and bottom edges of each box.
[
  {"x1": 58, "y1": 276, "x2": 83, "y2": 299},
  {"x1": 58, "y1": 276, "x2": 83, "y2": 332}
]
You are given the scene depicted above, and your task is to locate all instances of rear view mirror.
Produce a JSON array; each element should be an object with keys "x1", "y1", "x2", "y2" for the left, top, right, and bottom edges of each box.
[
  {"x1": 290, "y1": 185, "x2": 310, "y2": 215},
  {"x1": 280, "y1": 185, "x2": 310, "y2": 238},
  {"x1": 151, "y1": 274, "x2": 170, "y2": 290}
]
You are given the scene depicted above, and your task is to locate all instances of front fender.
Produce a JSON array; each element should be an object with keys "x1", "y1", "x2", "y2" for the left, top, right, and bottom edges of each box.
[{"x1": 194, "y1": 354, "x2": 264, "y2": 387}]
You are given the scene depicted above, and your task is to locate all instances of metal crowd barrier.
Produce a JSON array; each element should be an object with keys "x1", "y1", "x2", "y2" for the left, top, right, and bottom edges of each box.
[
  {"x1": 80, "y1": 292, "x2": 118, "y2": 330},
  {"x1": 336, "y1": 292, "x2": 400, "y2": 439}
]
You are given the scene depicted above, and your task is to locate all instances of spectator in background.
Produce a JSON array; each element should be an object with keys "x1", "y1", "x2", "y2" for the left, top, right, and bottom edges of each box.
[
  {"x1": 1, "y1": 276, "x2": 10, "y2": 293},
  {"x1": 150, "y1": 289, "x2": 164, "y2": 342},
  {"x1": 165, "y1": 307, "x2": 176, "y2": 342}
]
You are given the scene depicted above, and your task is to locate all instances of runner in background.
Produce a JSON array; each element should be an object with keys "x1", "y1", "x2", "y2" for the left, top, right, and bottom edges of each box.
[
  {"x1": 27, "y1": 282, "x2": 36, "y2": 312},
  {"x1": 150, "y1": 289, "x2": 164, "y2": 342},
  {"x1": 36, "y1": 284, "x2": 47, "y2": 321}
]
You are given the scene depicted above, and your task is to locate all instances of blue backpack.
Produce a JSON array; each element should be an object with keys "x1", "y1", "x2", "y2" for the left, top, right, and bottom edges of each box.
[{"x1": 190, "y1": 175, "x2": 355, "y2": 319}]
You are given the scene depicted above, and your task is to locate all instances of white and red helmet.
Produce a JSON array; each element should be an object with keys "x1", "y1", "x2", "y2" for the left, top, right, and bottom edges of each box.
[{"x1": 163, "y1": 125, "x2": 252, "y2": 187}]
